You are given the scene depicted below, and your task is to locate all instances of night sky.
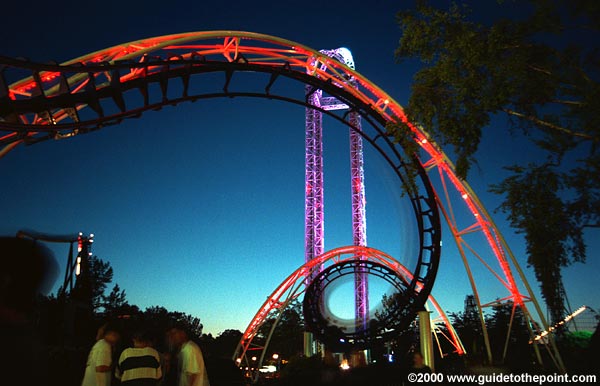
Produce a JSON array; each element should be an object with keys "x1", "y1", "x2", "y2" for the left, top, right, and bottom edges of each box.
[{"x1": 1, "y1": 0, "x2": 598, "y2": 335}]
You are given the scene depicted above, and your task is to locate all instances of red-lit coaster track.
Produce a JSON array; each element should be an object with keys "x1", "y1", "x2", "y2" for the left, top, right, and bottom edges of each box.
[{"x1": 0, "y1": 31, "x2": 564, "y2": 372}]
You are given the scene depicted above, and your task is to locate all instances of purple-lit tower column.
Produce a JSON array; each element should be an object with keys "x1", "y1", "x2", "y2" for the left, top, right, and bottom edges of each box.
[
  {"x1": 305, "y1": 48, "x2": 369, "y2": 346},
  {"x1": 305, "y1": 85, "x2": 324, "y2": 269},
  {"x1": 304, "y1": 75, "x2": 324, "y2": 357},
  {"x1": 349, "y1": 110, "x2": 369, "y2": 333}
]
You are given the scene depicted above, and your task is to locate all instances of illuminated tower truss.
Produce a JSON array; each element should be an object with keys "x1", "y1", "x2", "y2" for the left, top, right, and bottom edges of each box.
[
  {"x1": 304, "y1": 86, "x2": 324, "y2": 267},
  {"x1": 305, "y1": 48, "x2": 369, "y2": 334},
  {"x1": 0, "y1": 31, "x2": 567, "y2": 372}
]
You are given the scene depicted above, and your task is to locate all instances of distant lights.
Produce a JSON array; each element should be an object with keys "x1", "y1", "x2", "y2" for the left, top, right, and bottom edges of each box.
[
  {"x1": 421, "y1": 138, "x2": 428, "y2": 144},
  {"x1": 383, "y1": 99, "x2": 390, "y2": 105},
  {"x1": 259, "y1": 365, "x2": 277, "y2": 373},
  {"x1": 531, "y1": 305, "x2": 588, "y2": 343},
  {"x1": 461, "y1": 193, "x2": 468, "y2": 200},
  {"x1": 340, "y1": 359, "x2": 350, "y2": 370}
]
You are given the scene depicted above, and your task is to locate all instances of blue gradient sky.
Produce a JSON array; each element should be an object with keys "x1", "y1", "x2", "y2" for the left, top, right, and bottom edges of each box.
[{"x1": 1, "y1": 0, "x2": 598, "y2": 335}]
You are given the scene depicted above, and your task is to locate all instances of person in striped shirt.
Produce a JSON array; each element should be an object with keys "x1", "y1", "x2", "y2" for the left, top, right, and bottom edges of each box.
[{"x1": 116, "y1": 330, "x2": 162, "y2": 386}]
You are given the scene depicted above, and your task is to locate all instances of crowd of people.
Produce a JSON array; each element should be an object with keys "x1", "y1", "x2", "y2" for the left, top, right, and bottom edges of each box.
[
  {"x1": 0, "y1": 236, "x2": 218, "y2": 386},
  {"x1": 82, "y1": 322, "x2": 211, "y2": 386}
]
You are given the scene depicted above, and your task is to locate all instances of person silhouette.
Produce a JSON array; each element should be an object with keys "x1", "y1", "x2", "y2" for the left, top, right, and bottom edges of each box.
[
  {"x1": 0, "y1": 236, "x2": 58, "y2": 386},
  {"x1": 167, "y1": 323, "x2": 210, "y2": 386},
  {"x1": 116, "y1": 330, "x2": 162, "y2": 385},
  {"x1": 411, "y1": 352, "x2": 432, "y2": 374},
  {"x1": 81, "y1": 324, "x2": 120, "y2": 386}
]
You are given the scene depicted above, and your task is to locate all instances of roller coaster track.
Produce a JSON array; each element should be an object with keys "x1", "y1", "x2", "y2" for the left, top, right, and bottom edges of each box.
[{"x1": 0, "y1": 31, "x2": 565, "y2": 372}]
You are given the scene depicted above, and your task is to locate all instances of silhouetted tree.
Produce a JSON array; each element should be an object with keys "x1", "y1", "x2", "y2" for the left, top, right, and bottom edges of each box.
[
  {"x1": 257, "y1": 300, "x2": 304, "y2": 359},
  {"x1": 101, "y1": 284, "x2": 140, "y2": 318},
  {"x1": 213, "y1": 329, "x2": 243, "y2": 358},
  {"x1": 449, "y1": 295, "x2": 484, "y2": 361},
  {"x1": 70, "y1": 255, "x2": 113, "y2": 312},
  {"x1": 373, "y1": 292, "x2": 419, "y2": 359},
  {"x1": 102, "y1": 284, "x2": 126, "y2": 311},
  {"x1": 486, "y1": 301, "x2": 532, "y2": 370},
  {"x1": 142, "y1": 306, "x2": 203, "y2": 344},
  {"x1": 394, "y1": 0, "x2": 600, "y2": 325}
]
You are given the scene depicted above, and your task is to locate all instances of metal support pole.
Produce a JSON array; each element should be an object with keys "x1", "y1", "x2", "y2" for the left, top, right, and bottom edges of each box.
[
  {"x1": 418, "y1": 310, "x2": 434, "y2": 372},
  {"x1": 349, "y1": 110, "x2": 369, "y2": 334},
  {"x1": 455, "y1": 237, "x2": 493, "y2": 364},
  {"x1": 502, "y1": 302, "x2": 517, "y2": 362},
  {"x1": 304, "y1": 332, "x2": 315, "y2": 357},
  {"x1": 464, "y1": 183, "x2": 566, "y2": 372},
  {"x1": 304, "y1": 83, "x2": 323, "y2": 358},
  {"x1": 521, "y1": 305, "x2": 544, "y2": 367},
  {"x1": 496, "y1": 233, "x2": 566, "y2": 372},
  {"x1": 65, "y1": 242, "x2": 74, "y2": 293},
  {"x1": 434, "y1": 193, "x2": 493, "y2": 364}
]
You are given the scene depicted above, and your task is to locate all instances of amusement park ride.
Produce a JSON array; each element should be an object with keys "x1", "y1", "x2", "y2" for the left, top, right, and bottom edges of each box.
[
  {"x1": 303, "y1": 47, "x2": 371, "y2": 356},
  {"x1": 16, "y1": 229, "x2": 94, "y2": 294},
  {"x1": 2, "y1": 31, "x2": 586, "y2": 375}
]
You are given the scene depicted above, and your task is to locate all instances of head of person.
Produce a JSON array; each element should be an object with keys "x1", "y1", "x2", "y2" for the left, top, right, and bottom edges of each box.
[
  {"x1": 167, "y1": 322, "x2": 190, "y2": 349},
  {"x1": 132, "y1": 330, "x2": 153, "y2": 348},
  {"x1": 102, "y1": 324, "x2": 120, "y2": 346},
  {"x1": 0, "y1": 237, "x2": 58, "y2": 320},
  {"x1": 413, "y1": 352, "x2": 425, "y2": 368}
]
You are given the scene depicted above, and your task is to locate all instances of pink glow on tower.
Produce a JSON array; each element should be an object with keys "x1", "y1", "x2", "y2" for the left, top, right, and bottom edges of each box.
[{"x1": 305, "y1": 48, "x2": 369, "y2": 335}]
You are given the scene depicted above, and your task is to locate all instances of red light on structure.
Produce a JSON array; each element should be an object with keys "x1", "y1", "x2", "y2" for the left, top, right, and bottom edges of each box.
[{"x1": 1, "y1": 34, "x2": 535, "y2": 357}]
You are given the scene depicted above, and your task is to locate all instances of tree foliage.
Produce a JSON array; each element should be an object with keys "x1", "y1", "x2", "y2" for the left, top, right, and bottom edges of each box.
[
  {"x1": 213, "y1": 329, "x2": 243, "y2": 358},
  {"x1": 101, "y1": 283, "x2": 139, "y2": 316},
  {"x1": 449, "y1": 295, "x2": 484, "y2": 358},
  {"x1": 257, "y1": 300, "x2": 305, "y2": 359},
  {"x1": 143, "y1": 305, "x2": 204, "y2": 341},
  {"x1": 486, "y1": 301, "x2": 532, "y2": 370},
  {"x1": 395, "y1": 0, "x2": 600, "y2": 323},
  {"x1": 69, "y1": 255, "x2": 113, "y2": 312}
]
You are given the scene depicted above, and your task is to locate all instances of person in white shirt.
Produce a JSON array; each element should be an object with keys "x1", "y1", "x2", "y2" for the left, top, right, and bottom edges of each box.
[
  {"x1": 81, "y1": 325, "x2": 120, "y2": 386},
  {"x1": 168, "y1": 323, "x2": 210, "y2": 386}
]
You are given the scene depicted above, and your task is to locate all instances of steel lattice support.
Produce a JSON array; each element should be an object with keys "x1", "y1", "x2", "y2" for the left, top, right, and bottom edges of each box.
[
  {"x1": 306, "y1": 48, "x2": 370, "y2": 336},
  {"x1": 304, "y1": 82, "x2": 324, "y2": 357},
  {"x1": 0, "y1": 31, "x2": 565, "y2": 372},
  {"x1": 233, "y1": 246, "x2": 461, "y2": 370},
  {"x1": 304, "y1": 86, "x2": 324, "y2": 267},
  {"x1": 349, "y1": 110, "x2": 369, "y2": 332}
]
